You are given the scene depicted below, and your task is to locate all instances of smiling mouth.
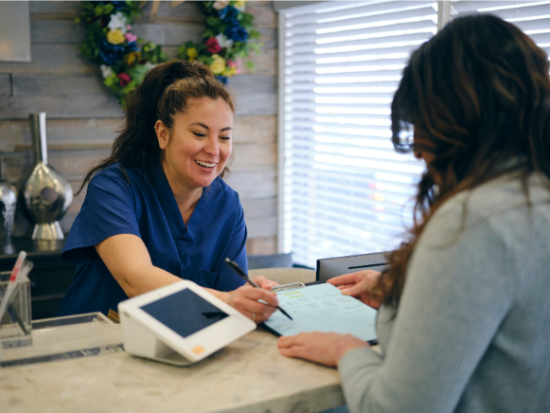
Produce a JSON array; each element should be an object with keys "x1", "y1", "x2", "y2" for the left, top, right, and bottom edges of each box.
[{"x1": 195, "y1": 160, "x2": 216, "y2": 168}]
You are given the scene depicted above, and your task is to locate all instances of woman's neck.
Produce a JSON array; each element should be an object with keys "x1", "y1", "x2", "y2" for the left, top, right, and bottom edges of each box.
[{"x1": 161, "y1": 161, "x2": 203, "y2": 225}]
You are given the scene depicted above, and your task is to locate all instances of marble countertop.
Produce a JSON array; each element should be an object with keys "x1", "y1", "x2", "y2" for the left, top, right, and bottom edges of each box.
[{"x1": 0, "y1": 328, "x2": 345, "y2": 413}]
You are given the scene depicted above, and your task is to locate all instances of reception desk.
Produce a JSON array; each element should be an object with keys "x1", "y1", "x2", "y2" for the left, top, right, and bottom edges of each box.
[{"x1": 0, "y1": 316, "x2": 345, "y2": 413}]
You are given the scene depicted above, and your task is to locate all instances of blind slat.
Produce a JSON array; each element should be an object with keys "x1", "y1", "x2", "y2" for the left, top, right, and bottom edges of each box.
[
  {"x1": 287, "y1": 163, "x2": 418, "y2": 186},
  {"x1": 285, "y1": 58, "x2": 407, "y2": 72},
  {"x1": 286, "y1": 0, "x2": 438, "y2": 24},
  {"x1": 286, "y1": 74, "x2": 403, "y2": 83},
  {"x1": 286, "y1": 18, "x2": 437, "y2": 42},
  {"x1": 286, "y1": 49, "x2": 418, "y2": 65},
  {"x1": 285, "y1": 31, "x2": 433, "y2": 53},
  {"x1": 451, "y1": 0, "x2": 549, "y2": 14},
  {"x1": 288, "y1": 176, "x2": 416, "y2": 201},
  {"x1": 285, "y1": 81, "x2": 400, "y2": 91}
]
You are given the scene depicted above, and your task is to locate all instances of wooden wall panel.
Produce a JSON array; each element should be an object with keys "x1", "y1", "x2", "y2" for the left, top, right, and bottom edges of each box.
[
  {"x1": 0, "y1": 1, "x2": 279, "y2": 256},
  {"x1": 246, "y1": 236, "x2": 277, "y2": 255},
  {"x1": 1, "y1": 116, "x2": 275, "y2": 151},
  {"x1": 30, "y1": 19, "x2": 84, "y2": 44},
  {"x1": 233, "y1": 115, "x2": 276, "y2": 144},
  {"x1": 232, "y1": 143, "x2": 277, "y2": 168},
  {"x1": 13, "y1": 73, "x2": 106, "y2": 96},
  {"x1": 0, "y1": 44, "x2": 98, "y2": 75},
  {"x1": 0, "y1": 74, "x2": 11, "y2": 96},
  {"x1": 223, "y1": 167, "x2": 276, "y2": 199},
  {"x1": 0, "y1": 95, "x2": 123, "y2": 120},
  {"x1": 1, "y1": 74, "x2": 275, "y2": 119},
  {"x1": 0, "y1": 118, "x2": 121, "y2": 151}
]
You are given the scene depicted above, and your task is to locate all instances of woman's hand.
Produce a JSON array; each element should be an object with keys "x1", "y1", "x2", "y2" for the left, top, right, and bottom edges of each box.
[
  {"x1": 251, "y1": 275, "x2": 279, "y2": 290},
  {"x1": 277, "y1": 332, "x2": 369, "y2": 367},
  {"x1": 221, "y1": 285, "x2": 279, "y2": 324},
  {"x1": 328, "y1": 270, "x2": 384, "y2": 309}
]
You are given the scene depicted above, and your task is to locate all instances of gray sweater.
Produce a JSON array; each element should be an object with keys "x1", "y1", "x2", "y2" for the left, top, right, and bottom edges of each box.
[{"x1": 338, "y1": 173, "x2": 550, "y2": 413}]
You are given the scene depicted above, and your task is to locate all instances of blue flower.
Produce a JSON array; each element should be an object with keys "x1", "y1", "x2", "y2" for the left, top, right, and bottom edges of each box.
[
  {"x1": 102, "y1": 1, "x2": 124, "y2": 11},
  {"x1": 215, "y1": 75, "x2": 228, "y2": 85},
  {"x1": 99, "y1": 39, "x2": 125, "y2": 65},
  {"x1": 126, "y1": 41, "x2": 140, "y2": 52},
  {"x1": 225, "y1": 23, "x2": 248, "y2": 42},
  {"x1": 219, "y1": 5, "x2": 238, "y2": 22}
]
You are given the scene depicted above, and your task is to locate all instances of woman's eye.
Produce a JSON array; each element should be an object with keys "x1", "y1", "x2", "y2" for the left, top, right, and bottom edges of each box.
[
  {"x1": 220, "y1": 136, "x2": 231, "y2": 141},
  {"x1": 193, "y1": 132, "x2": 206, "y2": 137}
]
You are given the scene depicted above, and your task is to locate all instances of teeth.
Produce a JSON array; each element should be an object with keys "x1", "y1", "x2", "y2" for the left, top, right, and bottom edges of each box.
[{"x1": 195, "y1": 160, "x2": 215, "y2": 168}]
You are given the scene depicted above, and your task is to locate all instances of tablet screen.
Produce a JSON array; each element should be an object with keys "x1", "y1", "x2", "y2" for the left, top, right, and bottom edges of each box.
[{"x1": 140, "y1": 288, "x2": 228, "y2": 338}]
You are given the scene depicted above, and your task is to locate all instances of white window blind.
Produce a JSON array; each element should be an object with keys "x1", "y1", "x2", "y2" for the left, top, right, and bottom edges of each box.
[
  {"x1": 280, "y1": 1, "x2": 435, "y2": 267},
  {"x1": 451, "y1": 1, "x2": 550, "y2": 58}
]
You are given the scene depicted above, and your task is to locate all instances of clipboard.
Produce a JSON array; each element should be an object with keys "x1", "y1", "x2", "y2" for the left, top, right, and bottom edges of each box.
[{"x1": 262, "y1": 281, "x2": 378, "y2": 344}]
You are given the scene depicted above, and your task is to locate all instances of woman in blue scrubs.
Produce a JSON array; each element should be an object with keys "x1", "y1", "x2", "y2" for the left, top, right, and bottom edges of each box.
[{"x1": 58, "y1": 60, "x2": 278, "y2": 321}]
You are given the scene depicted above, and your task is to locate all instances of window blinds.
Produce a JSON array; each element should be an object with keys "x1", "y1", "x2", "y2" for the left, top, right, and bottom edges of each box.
[
  {"x1": 451, "y1": 1, "x2": 550, "y2": 58},
  {"x1": 280, "y1": 1, "x2": 434, "y2": 267}
]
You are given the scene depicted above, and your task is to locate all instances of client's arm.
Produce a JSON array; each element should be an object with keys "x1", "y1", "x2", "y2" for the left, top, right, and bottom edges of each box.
[{"x1": 279, "y1": 204, "x2": 516, "y2": 413}]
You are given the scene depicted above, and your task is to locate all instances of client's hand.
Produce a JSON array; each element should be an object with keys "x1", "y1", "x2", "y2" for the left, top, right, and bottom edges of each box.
[
  {"x1": 251, "y1": 275, "x2": 279, "y2": 291},
  {"x1": 222, "y1": 285, "x2": 279, "y2": 324},
  {"x1": 277, "y1": 332, "x2": 368, "y2": 367},
  {"x1": 328, "y1": 270, "x2": 384, "y2": 309}
]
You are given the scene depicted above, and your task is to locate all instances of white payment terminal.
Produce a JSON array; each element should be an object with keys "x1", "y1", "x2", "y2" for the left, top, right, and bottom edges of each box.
[{"x1": 118, "y1": 280, "x2": 256, "y2": 366}]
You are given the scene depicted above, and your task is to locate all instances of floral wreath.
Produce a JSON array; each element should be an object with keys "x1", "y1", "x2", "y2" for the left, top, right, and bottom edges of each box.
[{"x1": 77, "y1": 1, "x2": 261, "y2": 106}]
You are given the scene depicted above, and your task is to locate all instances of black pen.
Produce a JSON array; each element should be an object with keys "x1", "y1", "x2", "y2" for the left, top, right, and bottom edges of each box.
[{"x1": 224, "y1": 258, "x2": 293, "y2": 321}]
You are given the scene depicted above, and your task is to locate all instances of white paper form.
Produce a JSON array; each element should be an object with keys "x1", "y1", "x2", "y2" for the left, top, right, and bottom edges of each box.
[{"x1": 264, "y1": 283, "x2": 377, "y2": 341}]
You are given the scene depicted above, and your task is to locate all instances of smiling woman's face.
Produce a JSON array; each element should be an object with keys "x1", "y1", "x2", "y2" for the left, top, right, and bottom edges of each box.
[{"x1": 156, "y1": 97, "x2": 233, "y2": 192}]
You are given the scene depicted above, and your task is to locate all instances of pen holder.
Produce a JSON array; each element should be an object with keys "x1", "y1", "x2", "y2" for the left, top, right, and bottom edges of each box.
[{"x1": 0, "y1": 271, "x2": 32, "y2": 349}]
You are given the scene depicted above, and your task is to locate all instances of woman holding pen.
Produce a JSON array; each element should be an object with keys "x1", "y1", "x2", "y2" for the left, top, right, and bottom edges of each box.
[
  {"x1": 278, "y1": 15, "x2": 550, "y2": 412},
  {"x1": 58, "y1": 60, "x2": 278, "y2": 322}
]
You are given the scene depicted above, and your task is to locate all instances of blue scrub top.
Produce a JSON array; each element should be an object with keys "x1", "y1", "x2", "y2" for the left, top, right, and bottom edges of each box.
[{"x1": 58, "y1": 161, "x2": 247, "y2": 316}]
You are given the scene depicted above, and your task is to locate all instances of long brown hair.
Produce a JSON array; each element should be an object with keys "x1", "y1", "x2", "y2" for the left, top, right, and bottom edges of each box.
[
  {"x1": 78, "y1": 60, "x2": 235, "y2": 193},
  {"x1": 379, "y1": 14, "x2": 550, "y2": 308}
]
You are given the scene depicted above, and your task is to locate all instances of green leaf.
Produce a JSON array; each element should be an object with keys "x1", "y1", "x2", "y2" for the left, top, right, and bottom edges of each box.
[
  {"x1": 240, "y1": 13, "x2": 253, "y2": 26},
  {"x1": 245, "y1": 60, "x2": 255, "y2": 71},
  {"x1": 204, "y1": 29, "x2": 216, "y2": 38},
  {"x1": 122, "y1": 81, "x2": 137, "y2": 94},
  {"x1": 104, "y1": 73, "x2": 117, "y2": 87},
  {"x1": 104, "y1": 4, "x2": 114, "y2": 14}
]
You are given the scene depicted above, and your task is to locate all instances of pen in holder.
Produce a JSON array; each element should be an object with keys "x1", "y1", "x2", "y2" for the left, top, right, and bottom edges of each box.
[{"x1": 0, "y1": 270, "x2": 32, "y2": 349}]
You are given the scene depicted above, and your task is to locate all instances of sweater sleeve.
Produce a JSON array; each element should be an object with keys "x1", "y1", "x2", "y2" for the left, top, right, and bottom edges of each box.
[{"x1": 338, "y1": 202, "x2": 517, "y2": 413}]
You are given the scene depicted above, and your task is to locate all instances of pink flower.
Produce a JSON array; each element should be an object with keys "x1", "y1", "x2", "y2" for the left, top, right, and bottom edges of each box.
[
  {"x1": 116, "y1": 73, "x2": 132, "y2": 86},
  {"x1": 227, "y1": 59, "x2": 237, "y2": 68},
  {"x1": 125, "y1": 32, "x2": 137, "y2": 43},
  {"x1": 235, "y1": 59, "x2": 242, "y2": 74},
  {"x1": 205, "y1": 38, "x2": 221, "y2": 54},
  {"x1": 126, "y1": 24, "x2": 132, "y2": 31}
]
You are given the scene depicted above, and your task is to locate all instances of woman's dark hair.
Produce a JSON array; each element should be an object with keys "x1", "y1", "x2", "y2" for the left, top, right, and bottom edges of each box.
[
  {"x1": 379, "y1": 14, "x2": 550, "y2": 307},
  {"x1": 78, "y1": 60, "x2": 235, "y2": 193}
]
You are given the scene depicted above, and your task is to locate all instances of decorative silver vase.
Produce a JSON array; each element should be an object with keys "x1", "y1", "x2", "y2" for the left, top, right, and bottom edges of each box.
[
  {"x1": 0, "y1": 168, "x2": 17, "y2": 245},
  {"x1": 18, "y1": 113, "x2": 73, "y2": 240}
]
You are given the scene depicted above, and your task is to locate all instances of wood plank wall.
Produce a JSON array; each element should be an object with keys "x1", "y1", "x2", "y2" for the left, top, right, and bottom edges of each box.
[{"x1": 0, "y1": 1, "x2": 278, "y2": 255}]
